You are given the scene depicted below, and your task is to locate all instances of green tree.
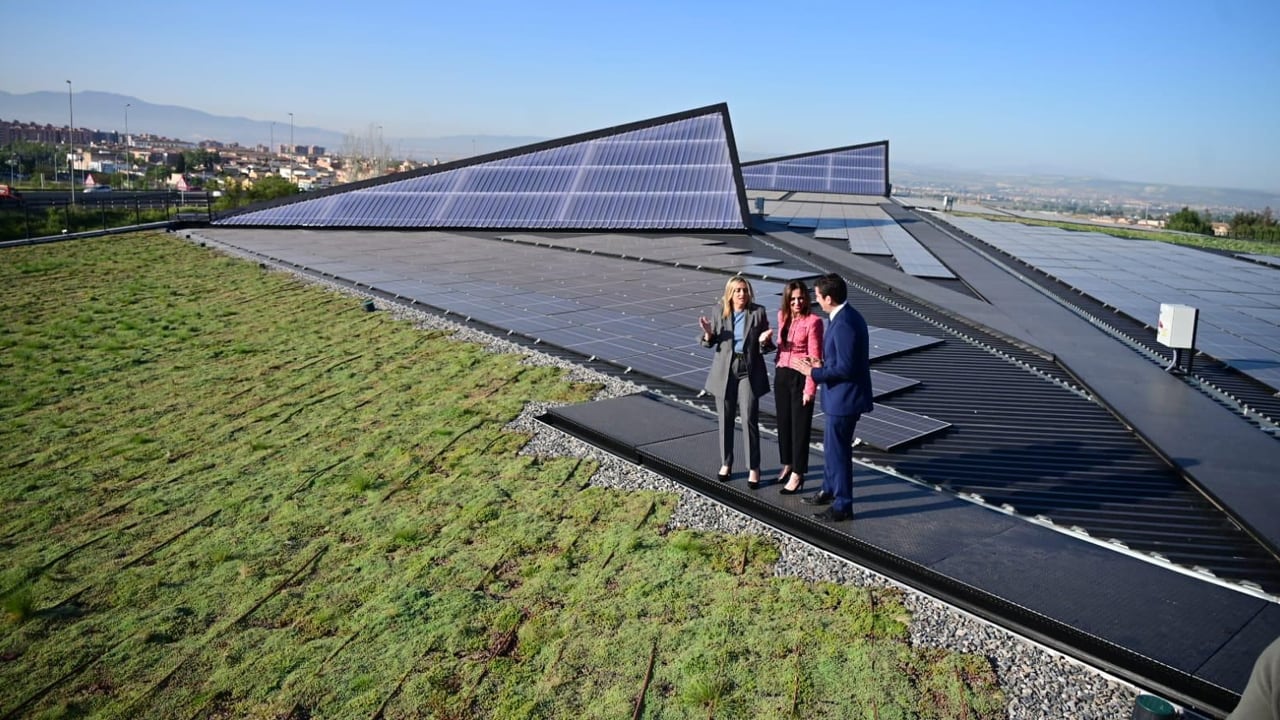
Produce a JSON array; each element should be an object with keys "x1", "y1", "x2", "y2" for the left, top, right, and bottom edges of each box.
[
  {"x1": 247, "y1": 175, "x2": 298, "y2": 202},
  {"x1": 183, "y1": 149, "x2": 220, "y2": 173},
  {"x1": 144, "y1": 164, "x2": 170, "y2": 189},
  {"x1": 214, "y1": 177, "x2": 245, "y2": 210},
  {"x1": 1166, "y1": 206, "x2": 1214, "y2": 235},
  {"x1": 1229, "y1": 208, "x2": 1280, "y2": 243}
]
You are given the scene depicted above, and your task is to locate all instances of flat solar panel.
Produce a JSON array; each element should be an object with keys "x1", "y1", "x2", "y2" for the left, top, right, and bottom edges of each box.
[
  {"x1": 943, "y1": 214, "x2": 1280, "y2": 391},
  {"x1": 858, "y1": 404, "x2": 951, "y2": 451},
  {"x1": 216, "y1": 106, "x2": 748, "y2": 231},
  {"x1": 868, "y1": 328, "x2": 945, "y2": 359},
  {"x1": 848, "y1": 236, "x2": 891, "y2": 255},
  {"x1": 871, "y1": 369, "x2": 919, "y2": 398},
  {"x1": 789, "y1": 192, "x2": 886, "y2": 205},
  {"x1": 199, "y1": 227, "x2": 949, "y2": 450},
  {"x1": 881, "y1": 222, "x2": 956, "y2": 279},
  {"x1": 742, "y1": 142, "x2": 888, "y2": 196}
]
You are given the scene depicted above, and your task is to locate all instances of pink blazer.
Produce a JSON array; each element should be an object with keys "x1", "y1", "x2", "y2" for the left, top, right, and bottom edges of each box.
[{"x1": 774, "y1": 310, "x2": 824, "y2": 398}]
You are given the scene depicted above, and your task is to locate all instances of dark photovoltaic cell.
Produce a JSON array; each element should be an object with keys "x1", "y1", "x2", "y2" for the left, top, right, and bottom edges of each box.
[
  {"x1": 216, "y1": 106, "x2": 748, "y2": 231},
  {"x1": 869, "y1": 327, "x2": 945, "y2": 360},
  {"x1": 198, "y1": 227, "x2": 950, "y2": 449},
  {"x1": 871, "y1": 369, "x2": 919, "y2": 398},
  {"x1": 858, "y1": 404, "x2": 952, "y2": 451},
  {"x1": 942, "y1": 214, "x2": 1280, "y2": 390},
  {"x1": 742, "y1": 141, "x2": 888, "y2": 196}
]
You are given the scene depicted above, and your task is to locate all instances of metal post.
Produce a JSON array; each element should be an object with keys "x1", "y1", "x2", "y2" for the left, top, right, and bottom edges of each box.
[
  {"x1": 124, "y1": 103, "x2": 131, "y2": 189},
  {"x1": 66, "y1": 80, "x2": 75, "y2": 207}
]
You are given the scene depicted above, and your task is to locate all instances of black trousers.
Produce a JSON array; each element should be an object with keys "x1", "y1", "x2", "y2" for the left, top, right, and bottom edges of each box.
[{"x1": 774, "y1": 366, "x2": 815, "y2": 475}]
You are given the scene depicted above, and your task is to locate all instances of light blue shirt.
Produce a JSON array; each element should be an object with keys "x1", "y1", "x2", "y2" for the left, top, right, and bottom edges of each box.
[{"x1": 732, "y1": 310, "x2": 746, "y2": 352}]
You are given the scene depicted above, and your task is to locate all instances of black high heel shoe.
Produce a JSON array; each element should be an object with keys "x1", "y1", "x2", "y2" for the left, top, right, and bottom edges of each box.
[
  {"x1": 778, "y1": 474, "x2": 805, "y2": 495},
  {"x1": 747, "y1": 470, "x2": 762, "y2": 490},
  {"x1": 716, "y1": 467, "x2": 732, "y2": 482}
]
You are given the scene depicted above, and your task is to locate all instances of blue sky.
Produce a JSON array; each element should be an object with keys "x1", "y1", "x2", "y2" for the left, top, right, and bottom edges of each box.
[{"x1": 3, "y1": 0, "x2": 1278, "y2": 191}]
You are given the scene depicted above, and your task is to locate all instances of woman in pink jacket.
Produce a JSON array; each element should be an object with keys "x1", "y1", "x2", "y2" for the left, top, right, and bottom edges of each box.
[{"x1": 772, "y1": 279, "x2": 823, "y2": 493}]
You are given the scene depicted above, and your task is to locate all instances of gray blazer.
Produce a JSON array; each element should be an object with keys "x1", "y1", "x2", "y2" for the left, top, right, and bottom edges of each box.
[{"x1": 700, "y1": 303, "x2": 772, "y2": 398}]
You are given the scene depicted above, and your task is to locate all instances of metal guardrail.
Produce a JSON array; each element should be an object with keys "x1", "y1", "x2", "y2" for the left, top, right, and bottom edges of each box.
[{"x1": 0, "y1": 191, "x2": 213, "y2": 241}]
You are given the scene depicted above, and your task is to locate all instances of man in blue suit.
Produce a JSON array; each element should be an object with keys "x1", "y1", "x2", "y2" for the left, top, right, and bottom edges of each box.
[{"x1": 791, "y1": 273, "x2": 874, "y2": 522}]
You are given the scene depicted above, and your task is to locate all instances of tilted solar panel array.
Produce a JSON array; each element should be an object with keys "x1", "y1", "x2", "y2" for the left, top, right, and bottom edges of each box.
[
  {"x1": 742, "y1": 141, "x2": 889, "y2": 196},
  {"x1": 215, "y1": 107, "x2": 748, "y2": 231}
]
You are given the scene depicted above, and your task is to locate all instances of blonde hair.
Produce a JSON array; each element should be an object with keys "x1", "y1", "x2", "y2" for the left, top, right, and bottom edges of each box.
[{"x1": 719, "y1": 276, "x2": 755, "y2": 318}]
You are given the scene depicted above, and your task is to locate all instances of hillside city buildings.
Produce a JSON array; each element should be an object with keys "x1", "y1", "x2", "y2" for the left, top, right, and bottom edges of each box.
[{"x1": 0, "y1": 118, "x2": 428, "y2": 193}]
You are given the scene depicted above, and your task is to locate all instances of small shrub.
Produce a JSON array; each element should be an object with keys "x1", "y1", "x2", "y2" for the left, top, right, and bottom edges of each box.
[
  {"x1": 3, "y1": 588, "x2": 36, "y2": 624},
  {"x1": 391, "y1": 526, "x2": 420, "y2": 546},
  {"x1": 208, "y1": 543, "x2": 235, "y2": 564},
  {"x1": 348, "y1": 471, "x2": 376, "y2": 494},
  {"x1": 681, "y1": 674, "x2": 732, "y2": 711}
]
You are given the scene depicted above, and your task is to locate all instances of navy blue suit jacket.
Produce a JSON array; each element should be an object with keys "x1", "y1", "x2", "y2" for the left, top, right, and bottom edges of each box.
[{"x1": 811, "y1": 305, "x2": 874, "y2": 417}]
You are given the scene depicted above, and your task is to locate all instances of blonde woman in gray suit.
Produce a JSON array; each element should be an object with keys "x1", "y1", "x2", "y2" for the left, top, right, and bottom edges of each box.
[{"x1": 699, "y1": 276, "x2": 773, "y2": 489}]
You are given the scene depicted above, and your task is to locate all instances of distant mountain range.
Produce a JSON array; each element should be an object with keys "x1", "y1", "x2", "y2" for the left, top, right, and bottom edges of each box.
[
  {"x1": 0, "y1": 90, "x2": 545, "y2": 161},
  {"x1": 4, "y1": 90, "x2": 1276, "y2": 210}
]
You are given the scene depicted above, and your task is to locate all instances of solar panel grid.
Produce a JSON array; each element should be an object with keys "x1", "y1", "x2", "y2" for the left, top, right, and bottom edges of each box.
[
  {"x1": 947, "y1": 215, "x2": 1280, "y2": 389},
  {"x1": 206, "y1": 227, "x2": 951, "y2": 447},
  {"x1": 218, "y1": 109, "x2": 747, "y2": 230},
  {"x1": 856, "y1": 407, "x2": 951, "y2": 451},
  {"x1": 743, "y1": 144, "x2": 887, "y2": 196}
]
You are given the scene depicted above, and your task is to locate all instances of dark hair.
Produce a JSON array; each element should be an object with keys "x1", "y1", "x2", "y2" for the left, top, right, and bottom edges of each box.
[
  {"x1": 779, "y1": 279, "x2": 811, "y2": 322},
  {"x1": 814, "y1": 273, "x2": 847, "y2": 305}
]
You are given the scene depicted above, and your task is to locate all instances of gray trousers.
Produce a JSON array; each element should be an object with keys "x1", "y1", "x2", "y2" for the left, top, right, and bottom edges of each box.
[{"x1": 717, "y1": 359, "x2": 761, "y2": 470}]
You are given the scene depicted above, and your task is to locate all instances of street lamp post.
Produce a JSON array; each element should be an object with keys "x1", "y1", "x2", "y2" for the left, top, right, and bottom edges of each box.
[
  {"x1": 270, "y1": 122, "x2": 275, "y2": 159},
  {"x1": 66, "y1": 80, "x2": 74, "y2": 207},
  {"x1": 288, "y1": 112, "x2": 294, "y2": 153},
  {"x1": 124, "y1": 103, "x2": 131, "y2": 189}
]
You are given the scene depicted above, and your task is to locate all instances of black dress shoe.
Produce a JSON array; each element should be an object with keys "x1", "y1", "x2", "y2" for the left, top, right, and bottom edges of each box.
[
  {"x1": 812, "y1": 507, "x2": 852, "y2": 522},
  {"x1": 747, "y1": 476, "x2": 761, "y2": 490},
  {"x1": 801, "y1": 491, "x2": 834, "y2": 506},
  {"x1": 716, "y1": 469, "x2": 732, "y2": 482},
  {"x1": 778, "y1": 476, "x2": 805, "y2": 495}
]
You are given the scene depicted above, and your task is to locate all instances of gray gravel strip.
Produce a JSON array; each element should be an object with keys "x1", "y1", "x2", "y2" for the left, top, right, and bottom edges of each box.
[{"x1": 191, "y1": 232, "x2": 1145, "y2": 719}]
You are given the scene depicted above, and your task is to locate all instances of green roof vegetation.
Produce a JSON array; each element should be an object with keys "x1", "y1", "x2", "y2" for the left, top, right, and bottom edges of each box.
[
  {"x1": 0, "y1": 234, "x2": 1003, "y2": 718},
  {"x1": 954, "y1": 211, "x2": 1280, "y2": 256}
]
